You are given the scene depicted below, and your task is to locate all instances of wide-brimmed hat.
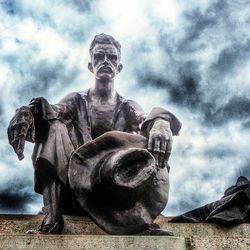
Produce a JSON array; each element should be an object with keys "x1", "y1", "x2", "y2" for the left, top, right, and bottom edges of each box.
[{"x1": 68, "y1": 131, "x2": 168, "y2": 234}]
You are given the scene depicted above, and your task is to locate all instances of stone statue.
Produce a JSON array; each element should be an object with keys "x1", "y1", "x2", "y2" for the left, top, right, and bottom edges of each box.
[{"x1": 7, "y1": 34, "x2": 181, "y2": 235}]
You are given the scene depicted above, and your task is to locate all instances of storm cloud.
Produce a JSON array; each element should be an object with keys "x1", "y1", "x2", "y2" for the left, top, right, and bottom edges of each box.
[
  {"x1": 0, "y1": 186, "x2": 36, "y2": 212},
  {"x1": 0, "y1": 0, "x2": 250, "y2": 216}
]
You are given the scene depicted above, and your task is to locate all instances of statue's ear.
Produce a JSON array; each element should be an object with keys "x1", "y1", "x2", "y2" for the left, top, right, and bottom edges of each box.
[
  {"x1": 88, "y1": 62, "x2": 93, "y2": 73},
  {"x1": 118, "y1": 63, "x2": 123, "y2": 73}
]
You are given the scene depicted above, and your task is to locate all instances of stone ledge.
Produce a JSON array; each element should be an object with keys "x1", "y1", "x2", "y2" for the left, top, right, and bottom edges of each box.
[
  {"x1": 188, "y1": 236, "x2": 250, "y2": 250},
  {"x1": 0, "y1": 214, "x2": 249, "y2": 238},
  {"x1": 0, "y1": 215, "x2": 250, "y2": 250},
  {"x1": 0, "y1": 235, "x2": 186, "y2": 250},
  {"x1": 0, "y1": 235, "x2": 249, "y2": 250}
]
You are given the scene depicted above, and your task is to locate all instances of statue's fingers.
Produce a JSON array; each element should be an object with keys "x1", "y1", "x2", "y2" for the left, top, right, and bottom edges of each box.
[
  {"x1": 153, "y1": 138, "x2": 161, "y2": 166},
  {"x1": 153, "y1": 137, "x2": 161, "y2": 152},
  {"x1": 16, "y1": 135, "x2": 25, "y2": 160},
  {"x1": 147, "y1": 136, "x2": 154, "y2": 152},
  {"x1": 19, "y1": 125, "x2": 29, "y2": 137},
  {"x1": 17, "y1": 126, "x2": 28, "y2": 160},
  {"x1": 12, "y1": 139, "x2": 19, "y2": 154},
  {"x1": 153, "y1": 152, "x2": 159, "y2": 167},
  {"x1": 11, "y1": 138, "x2": 22, "y2": 160},
  {"x1": 10, "y1": 126, "x2": 27, "y2": 160},
  {"x1": 11, "y1": 125, "x2": 28, "y2": 142},
  {"x1": 8, "y1": 123, "x2": 21, "y2": 145},
  {"x1": 159, "y1": 139, "x2": 167, "y2": 167},
  {"x1": 12, "y1": 129, "x2": 19, "y2": 145},
  {"x1": 159, "y1": 151, "x2": 166, "y2": 168}
]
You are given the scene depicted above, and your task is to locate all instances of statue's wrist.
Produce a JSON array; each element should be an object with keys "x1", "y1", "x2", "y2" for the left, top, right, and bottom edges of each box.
[{"x1": 152, "y1": 118, "x2": 171, "y2": 130}]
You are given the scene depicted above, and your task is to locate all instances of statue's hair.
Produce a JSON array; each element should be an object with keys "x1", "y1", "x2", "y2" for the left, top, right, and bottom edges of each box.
[{"x1": 89, "y1": 33, "x2": 121, "y2": 57}]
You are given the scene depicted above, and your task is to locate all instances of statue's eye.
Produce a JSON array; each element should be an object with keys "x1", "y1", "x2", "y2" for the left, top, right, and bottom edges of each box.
[
  {"x1": 94, "y1": 53, "x2": 104, "y2": 60},
  {"x1": 107, "y1": 54, "x2": 117, "y2": 61}
]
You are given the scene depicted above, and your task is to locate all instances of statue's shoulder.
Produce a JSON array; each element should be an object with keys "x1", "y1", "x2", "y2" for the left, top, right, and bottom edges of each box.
[
  {"x1": 121, "y1": 98, "x2": 144, "y2": 113},
  {"x1": 59, "y1": 90, "x2": 89, "y2": 104},
  {"x1": 123, "y1": 99, "x2": 140, "y2": 106}
]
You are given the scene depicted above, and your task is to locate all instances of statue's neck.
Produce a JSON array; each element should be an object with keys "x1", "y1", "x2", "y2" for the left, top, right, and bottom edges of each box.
[{"x1": 90, "y1": 79, "x2": 116, "y2": 103}]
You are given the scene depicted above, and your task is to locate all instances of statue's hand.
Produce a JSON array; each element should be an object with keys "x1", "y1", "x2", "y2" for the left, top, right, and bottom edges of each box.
[
  {"x1": 7, "y1": 106, "x2": 34, "y2": 160},
  {"x1": 148, "y1": 119, "x2": 172, "y2": 168}
]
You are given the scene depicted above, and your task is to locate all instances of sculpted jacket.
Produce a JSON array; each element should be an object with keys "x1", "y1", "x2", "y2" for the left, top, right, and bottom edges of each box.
[{"x1": 26, "y1": 90, "x2": 181, "y2": 193}]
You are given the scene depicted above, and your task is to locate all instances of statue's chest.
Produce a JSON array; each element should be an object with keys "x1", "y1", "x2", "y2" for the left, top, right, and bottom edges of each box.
[{"x1": 89, "y1": 103, "x2": 117, "y2": 138}]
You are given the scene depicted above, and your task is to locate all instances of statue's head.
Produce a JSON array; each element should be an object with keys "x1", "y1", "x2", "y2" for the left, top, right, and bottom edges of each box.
[{"x1": 88, "y1": 33, "x2": 123, "y2": 80}]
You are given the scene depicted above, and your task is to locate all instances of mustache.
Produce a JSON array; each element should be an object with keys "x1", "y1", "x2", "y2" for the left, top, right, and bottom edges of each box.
[{"x1": 97, "y1": 64, "x2": 113, "y2": 72}]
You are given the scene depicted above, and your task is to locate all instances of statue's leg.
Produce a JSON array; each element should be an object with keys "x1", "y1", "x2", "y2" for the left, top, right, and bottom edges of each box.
[
  {"x1": 27, "y1": 121, "x2": 75, "y2": 234},
  {"x1": 138, "y1": 166, "x2": 173, "y2": 236},
  {"x1": 26, "y1": 182, "x2": 64, "y2": 235},
  {"x1": 38, "y1": 174, "x2": 64, "y2": 234}
]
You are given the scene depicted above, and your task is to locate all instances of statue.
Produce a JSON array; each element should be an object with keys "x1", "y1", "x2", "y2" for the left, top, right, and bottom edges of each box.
[{"x1": 7, "y1": 34, "x2": 181, "y2": 235}]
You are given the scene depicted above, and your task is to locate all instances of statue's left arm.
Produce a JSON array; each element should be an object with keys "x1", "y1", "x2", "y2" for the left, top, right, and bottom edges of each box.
[
  {"x1": 7, "y1": 93, "x2": 78, "y2": 160},
  {"x1": 124, "y1": 102, "x2": 181, "y2": 168},
  {"x1": 141, "y1": 107, "x2": 182, "y2": 168}
]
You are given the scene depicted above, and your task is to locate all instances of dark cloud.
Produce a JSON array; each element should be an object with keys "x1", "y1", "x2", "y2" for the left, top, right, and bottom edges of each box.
[
  {"x1": 178, "y1": 10, "x2": 217, "y2": 52},
  {"x1": 176, "y1": 0, "x2": 232, "y2": 53},
  {"x1": 142, "y1": 0, "x2": 250, "y2": 126},
  {"x1": 16, "y1": 59, "x2": 79, "y2": 102},
  {"x1": 0, "y1": 186, "x2": 36, "y2": 211},
  {"x1": 174, "y1": 195, "x2": 203, "y2": 213},
  {"x1": 1, "y1": 0, "x2": 17, "y2": 15},
  {"x1": 0, "y1": 0, "x2": 101, "y2": 44},
  {"x1": 210, "y1": 40, "x2": 250, "y2": 77},
  {"x1": 136, "y1": 61, "x2": 202, "y2": 109},
  {"x1": 1, "y1": 0, "x2": 93, "y2": 16},
  {"x1": 71, "y1": 0, "x2": 91, "y2": 12},
  {"x1": 137, "y1": 62, "x2": 250, "y2": 127},
  {"x1": 212, "y1": 96, "x2": 250, "y2": 124},
  {"x1": 203, "y1": 146, "x2": 234, "y2": 159},
  {"x1": 242, "y1": 120, "x2": 250, "y2": 129},
  {"x1": 168, "y1": 63, "x2": 202, "y2": 109},
  {"x1": 192, "y1": 95, "x2": 250, "y2": 127}
]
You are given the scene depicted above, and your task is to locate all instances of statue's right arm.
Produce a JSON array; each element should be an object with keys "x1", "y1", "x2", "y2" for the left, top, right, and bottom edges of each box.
[{"x1": 7, "y1": 93, "x2": 77, "y2": 161}]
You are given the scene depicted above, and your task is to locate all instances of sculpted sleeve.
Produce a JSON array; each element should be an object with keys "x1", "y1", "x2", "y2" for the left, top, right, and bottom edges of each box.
[
  {"x1": 141, "y1": 107, "x2": 182, "y2": 137},
  {"x1": 28, "y1": 93, "x2": 78, "y2": 142},
  {"x1": 122, "y1": 100, "x2": 147, "y2": 133}
]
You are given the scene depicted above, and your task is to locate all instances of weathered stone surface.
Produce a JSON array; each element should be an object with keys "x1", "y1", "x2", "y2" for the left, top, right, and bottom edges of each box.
[
  {"x1": 0, "y1": 215, "x2": 249, "y2": 238},
  {"x1": 158, "y1": 220, "x2": 250, "y2": 238},
  {"x1": 0, "y1": 215, "x2": 250, "y2": 249},
  {"x1": 0, "y1": 235, "x2": 186, "y2": 250},
  {"x1": 187, "y1": 236, "x2": 250, "y2": 250},
  {"x1": 1, "y1": 234, "x2": 249, "y2": 250}
]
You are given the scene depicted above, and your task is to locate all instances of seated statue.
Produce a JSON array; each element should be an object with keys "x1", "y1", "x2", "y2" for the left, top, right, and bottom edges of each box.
[{"x1": 7, "y1": 34, "x2": 181, "y2": 235}]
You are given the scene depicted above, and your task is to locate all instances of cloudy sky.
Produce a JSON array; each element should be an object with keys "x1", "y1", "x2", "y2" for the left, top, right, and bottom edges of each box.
[{"x1": 0, "y1": 0, "x2": 250, "y2": 216}]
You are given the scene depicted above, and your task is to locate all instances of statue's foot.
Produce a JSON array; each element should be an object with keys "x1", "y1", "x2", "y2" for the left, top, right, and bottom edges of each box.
[
  {"x1": 140, "y1": 228, "x2": 174, "y2": 236},
  {"x1": 139, "y1": 223, "x2": 174, "y2": 236},
  {"x1": 26, "y1": 214, "x2": 64, "y2": 234}
]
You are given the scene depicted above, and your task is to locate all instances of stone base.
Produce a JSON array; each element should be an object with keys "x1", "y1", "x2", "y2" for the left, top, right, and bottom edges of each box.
[
  {"x1": 0, "y1": 235, "x2": 186, "y2": 250},
  {"x1": 0, "y1": 215, "x2": 249, "y2": 250}
]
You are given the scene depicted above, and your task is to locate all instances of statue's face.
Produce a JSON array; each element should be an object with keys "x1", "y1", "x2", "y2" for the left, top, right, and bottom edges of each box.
[{"x1": 88, "y1": 43, "x2": 122, "y2": 80}]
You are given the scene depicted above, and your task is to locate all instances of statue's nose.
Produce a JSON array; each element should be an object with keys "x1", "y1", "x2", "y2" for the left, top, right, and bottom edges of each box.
[
  {"x1": 102, "y1": 59, "x2": 110, "y2": 67},
  {"x1": 103, "y1": 55, "x2": 109, "y2": 63}
]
